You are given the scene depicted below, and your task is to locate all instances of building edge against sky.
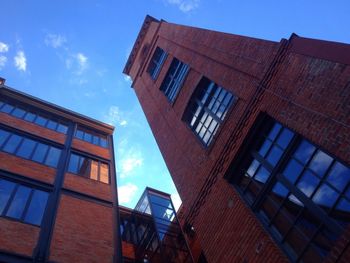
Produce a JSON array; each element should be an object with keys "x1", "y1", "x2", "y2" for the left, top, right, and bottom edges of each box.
[
  {"x1": 0, "y1": 78, "x2": 122, "y2": 262},
  {"x1": 123, "y1": 15, "x2": 350, "y2": 262}
]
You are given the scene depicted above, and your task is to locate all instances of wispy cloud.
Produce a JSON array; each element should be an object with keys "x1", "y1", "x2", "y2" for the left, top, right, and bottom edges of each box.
[
  {"x1": 118, "y1": 183, "x2": 138, "y2": 205},
  {"x1": 0, "y1": 42, "x2": 9, "y2": 53},
  {"x1": 14, "y1": 51, "x2": 27, "y2": 71},
  {"x1": 76, "y1": 52, "x2": 88, "y2": 74},
  {"x1": 104, "y1": 105, "x2": 128, "y2": 127},
  {"x1": 45, "y1": 33, "x2": 67, "y2": 48},
  {"x1": 166, "y1": 0, "x2": 200, "y2": 12},
  {"x1": 118, "y1": 147, "x2": 144, "y2": 179},
  {"x1": 66, "y1": 52, "x2": 89, "y2": 76},
  {"x1": 0, "y1": 56, "x2": 7, "y2": 70}
]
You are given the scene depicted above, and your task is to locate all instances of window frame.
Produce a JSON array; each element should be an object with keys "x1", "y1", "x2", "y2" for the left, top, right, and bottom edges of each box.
[
  {"x1": 74, "y1": 126, "x2": 109, "y2": 148},
  {"x1": 228, "y1": 115, "x2": 350, "y2": 262},
  {"x1": 147, "y1": 47, "x2": 168, "y2": 80}
]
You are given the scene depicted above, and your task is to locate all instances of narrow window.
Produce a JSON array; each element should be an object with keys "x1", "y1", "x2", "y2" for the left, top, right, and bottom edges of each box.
[
  {"x1": 160, "y1": 58, "x2": 189, "y2": 102},
  {"x1": 147, "y1": 47, "x2": 167, "y2": 80},
  {"x1": 183, "y1": 77, "x2": 236, "y2": 146}
]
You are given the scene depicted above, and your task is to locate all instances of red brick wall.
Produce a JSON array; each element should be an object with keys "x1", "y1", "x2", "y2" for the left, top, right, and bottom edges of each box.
[
  {"x1": 72, "y1": 139, "x2": 110, "y2": 160},
  {"x1": 49, "y1": 194, "x2": 114, "y2": 262},
  {"x1": 128, "y1": 20, "x2": 350, "y2": 263},
  {"x1": 0, "y1": 152, "x2": 56, "y2": 184},
  {"x1": 0, "y1": 218, "x2": 39, "y2": 256}
]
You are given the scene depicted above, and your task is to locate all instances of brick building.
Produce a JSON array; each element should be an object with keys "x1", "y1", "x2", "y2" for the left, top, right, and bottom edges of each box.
[
  {"x1": 123, "y1": 16, "x2": 350, "y2": 262},
  {"x1": 0, "y1": 78, "x2": 122, "y2": 262}
]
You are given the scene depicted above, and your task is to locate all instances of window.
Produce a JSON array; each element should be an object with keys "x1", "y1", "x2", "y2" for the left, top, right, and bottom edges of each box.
[
  {"x1": 0, "y1": 99, "x2": 68, "y2": 134},
  {"x1": 183, "y1": 77, "x2": 236, "y2": 146},
  {"x1": 75, "y1": 127, "x2": 108, "y2": 148},
  {"x1": 67, "y1": 153, "x2": 110, "y2": 184},
  {"x1": 160, "y1": 58, "x2": 189, "y2": 102},
  {"x1": 0, "y1": 178, "x2": 49, "y2": 226},
  {"x1": 0, "y1": 128, "x2": 62, "y2": 168},
  {"x1": 232, "y1": 117, "x2": 350, "y2": 262},
  {"x1": 147, "y1": 47, "x2": 167, "y2": 80}
]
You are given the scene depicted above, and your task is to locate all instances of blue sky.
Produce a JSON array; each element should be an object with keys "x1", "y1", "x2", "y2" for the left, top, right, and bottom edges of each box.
[{"x1": 1, "y1": 0, "x2": 349, "y2": 210}]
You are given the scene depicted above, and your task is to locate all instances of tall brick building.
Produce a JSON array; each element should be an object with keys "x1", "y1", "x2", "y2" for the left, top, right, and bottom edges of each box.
[
  {"x1": 0, "y1": 79, "x2": 121, "y2": 262},
  {"x1": 123, "y1": 16, "x2": 350, "y2": 262}
]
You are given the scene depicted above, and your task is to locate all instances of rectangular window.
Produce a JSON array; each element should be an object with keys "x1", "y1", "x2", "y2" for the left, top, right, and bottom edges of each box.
[
  {"x1": 75, "y1": 127, "x2": 108, "y2": 148},
  {"x1": 183, "y1": 77, "x2": 236, "y2": 147},
  {"x1": 67, "y1": 153, "x2": 110, "y2": 184},
  {"x1": 0, "y1": 128, "x2": 62, "y2": 168},
  {"x1": 231, "y1": 117, "x2": 350, "y2": 262},
  {"x1": 0, "y1": 99, "x2": 68, "y2": 134},
  {"x1": 0, "y1": 178, "x2": 49, "y2": 226},
  {"x1": 147, "y1": 47, "x2": 167, "y2": 80},
  {"x1": 160, "y1": 58, "x2": 189, "y2": 102}
]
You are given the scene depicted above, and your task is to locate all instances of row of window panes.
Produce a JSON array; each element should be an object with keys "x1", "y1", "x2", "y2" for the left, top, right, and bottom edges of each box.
[
  {"x1": 67, "y1": 153, "x2": 109, "y2": 184},
  {"x1": 75, "y1": 128, "x2": 108, "y2": 148},
  {"x1": 0, "y1": 128, "x2": 61, "y2": 168},
  {"x1": 0, "y1": 100, "x2": 68, "y2": 134},
  {"x1": 235, "y1": 119, "x2": 350, "y2": 262},
  {"x1": 0, "y1": 178, "x2": 49, "y2": 226}
]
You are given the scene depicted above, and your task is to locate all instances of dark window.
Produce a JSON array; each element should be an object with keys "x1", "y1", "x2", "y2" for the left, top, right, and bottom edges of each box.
[
  {"x1": 67, "y1": 153, "x2": 110, "y2": 184},
  {"x1": 0, "y1": 128, "x2": 61, "y2": 168},
  {"x1": 147, "y1": 47, "x2": 167, "y2": 80},
  {"x1": 0, "y1": 179, "x2": 49, "y2": 226},
  {"x1": 183, "y1": 77, "x2": 236, "y2": 146},
  {"x1": 160, "y1": 58, "x2": 189, "y2": 102},
  {"x1": 232, "y1": 117, "x2": 350, "y2": 262},
  {"x1": 75, "y1": 127, "x2": 108, "y2": 148},
  {"x1": 0, "y1": 100, "x2": 68, "y2": 134}
]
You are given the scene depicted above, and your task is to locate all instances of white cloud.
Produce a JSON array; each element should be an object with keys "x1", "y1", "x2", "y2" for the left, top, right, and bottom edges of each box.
[
  {"x1": 166, "y1": 0, "x2": 200, "y2": 12},
  {"x1": 45, "y1": 33, "x2": 67, "y2": 48},
  {"x1": 65, "y1": 52, "x2": 89, "y2": 75},
  {"x1": 171, "y1": 192, "x2": 182, "y2": 211},
  {"x1": 105, "y1": 105, "x2": 128, "y2": 127},
  {"x1": 119, "y1": 150, "x2": 144, "y2": 179},
  {"x1": 0, "y1": 42, "x2": 9, "y2": 53},
  {"x1": 0, "y1": 55, "x2": 7, "y2": 70},
  {"x1": 76, "y1": 53, "x2": 88, "y2": 74},
  {"x1": 14, "y1": 51, "x2": 27, "y2": 71},
  {"x1": 118, "y1": 183, "x2": 138, "y2": 205},
  {"x1": 124, "y1": 75, "x2": 132, "y2": 84}
]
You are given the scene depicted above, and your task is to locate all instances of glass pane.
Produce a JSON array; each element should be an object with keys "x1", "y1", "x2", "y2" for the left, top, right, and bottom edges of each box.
[
  {"x1": 84, "y1": 132, "x2": 92, "y2": 143},
  {"x1": 75, "y1": 130, "x2": 84, "y2": 139},
  {"x1": 0, "y1": 129, "x2": 10, "y2": 148},
  {"x1": 283, "y1": 159, "x2": 304, "y2": 184},
  {"x1": 6, "y1": 186, "x2": 31, "y2": 219},
  {"x1": 326, "y1": 162, "x2": 350, "y2": 192},
  {"x1": 309, "y1": 150, "x2": 333, "y2": 176},
  {"x1": 68, "y1": 154, "x2": 80, "y2": 173},
  {"x1": 254, "y1": 166, "x2": 270, "y2": 184},
  {"x1": 284, "y1": 227, "x2": 308, "y2": 260},
  {"x1": 45, "y1": 147, "x2": 61, "y2": 167},
  {"x1": 1, "y1": 104, "x2": 14, "y2": 113},
  {"x1": 0, "y1": 179, "x2": 16, "y2": 214},
  {"x1": 312, "y1": 184, "x2": 339, "y2": 209},
  {"x1": 297, "y1": 171, "x2": 320, "y2": 197},
  {"x1": 276, "y1": 128, "x2": 294, "y2": 149},
  {"x1": 24, "y1": 190, "x2": 49, "y2": 225},
  {"x1": 24, "y1": 112, "x2": 36, "y2": 122},
  {"x1": 267, "y1": 123, "x2": 281, "y2": 140},
  {"x1": 11, "y1": 108, "x2": 26, "y2": 118},
  {"x1": 46, "y1": 120, "x2": 58, "y2": 130},
  {"x1": 32, "y1": 143, "x2": 49, "y2": 163},
  {"x1": 3, "y1": 134, "x2": 22, "y2": 154},
  {"x1": 247, "y1": 159, "x2": 260, "y2": 177},
  {"x1": 100, "y1": 163, "x2": 109, "y2": 183},
  {"x1": 90, "y1": 160, "x2": 98, "y2": 180},
  {"x1": 16, "y1": 138, "x2": 36, "y2": 159},
  {"x1": 100, "y1": 138, "x2": 107, "y2": 147},
  {"x1": 92, "y1": 135, "x2": 99, "y2": 145},
  {"x1": 78, "y1": 157, "x2": 90, "y2": 177},
  {"x1": 272, "y1": 182, "x2": 289, "y2": 198},
  {"x1": 266, "y1": 146, "x2": 283, "y2": 166},
  {"x1": 57, "y1": 123, "x2": 68, "y2": 134},
  {"x1": 34, "y1": 115, "x2": 48, "y2": 126},
  {"x1": 331, "y1": 198, "x2": 350, "y2": 227},
  {"x1": 294, "y1": 140, "x2": 316, "y2": 164},
  {"x1": 258, "y1": 140, "x2": 272, "y2": 157}
]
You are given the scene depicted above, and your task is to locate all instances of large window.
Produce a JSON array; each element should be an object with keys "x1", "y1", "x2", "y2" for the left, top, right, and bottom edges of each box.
[
  {"x1": 232, "y1": 117, "x2": 350, "y2": 262},
  {"x1": 67, "y1": 153, "x2": 109, "y2": 184},
  {"x1": 160, "y1": 58, "x2": 189, "y2": 102},
  {"x1": 147, "y1": 47, "x2": 167, "y2": 80},
  {"x1": 0, "y1": 99, "x2": 68, "y2": 134},
  {"x1": 0, "y1": 178, "x2": 49, "y2": 226},
  {"x1": 0, "y1": 128, "x2": 62, "y2": 168},
  {"x1": 183, "y1": 77, "x2": 236, "y2": 146},
  {"x1": 75, "y1": 127, "x2": 108, "y2": 148}
]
